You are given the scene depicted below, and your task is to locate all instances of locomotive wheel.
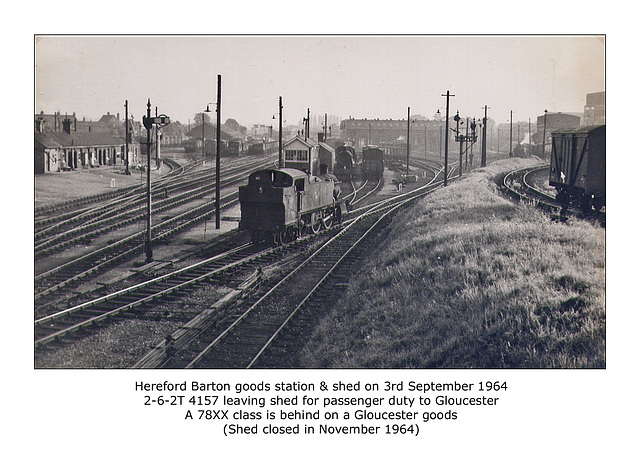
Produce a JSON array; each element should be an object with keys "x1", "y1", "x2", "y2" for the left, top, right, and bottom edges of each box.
[
  {"x1": 322, "y1": 212, "x2": 333, "y2": 229},
  {"x1": 311, "y1": 213, "x2": 322, "y2": 234}
]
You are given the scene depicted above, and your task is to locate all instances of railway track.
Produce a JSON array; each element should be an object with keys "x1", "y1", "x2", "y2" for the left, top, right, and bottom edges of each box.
[
  {"x1": 35, "y1": 154, "x2": 447, "y2": 367},
  {"x1": 34, "y1": 225, "x2": 338, "y2": 348},
  {"x1": 34, "y1": 156, "x2": 277, "y2": 312},
  {"x1": 134, "y1": 173, "x2": 446, "y2": 369},
  {"x1": 34, "y1": 157, "x2": 192, "y2": 231},
  {"x1": 500, "y1": 165, "x2": 605, "y2": 226},
  {"x1": 34, "y1": 158, "x2": 268, "y2": 258},
  {"x1": 35, "y1": 171, "x2": 445, "y2": 367}
]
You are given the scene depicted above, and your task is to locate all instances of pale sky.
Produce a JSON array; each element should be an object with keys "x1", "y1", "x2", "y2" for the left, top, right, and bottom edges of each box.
[{"x1": 35, "y1": 35, "x2": 604, "y2": 129}]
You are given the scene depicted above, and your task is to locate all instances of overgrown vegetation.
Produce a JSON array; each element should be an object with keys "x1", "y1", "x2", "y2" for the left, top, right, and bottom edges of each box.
[{"x1": 301, "y1": 158, "x2": 605, "y2": 368}]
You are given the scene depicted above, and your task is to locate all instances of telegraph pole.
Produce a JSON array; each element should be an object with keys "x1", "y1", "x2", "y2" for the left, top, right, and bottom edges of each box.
[
  {"x1": 406, "y1": 106, "x2": 410, "y2": 177},
  {"x1": 509, "y1": 110, "x2": 513, "y2": 158},
  {"x1": 278, "y1": 96, "x2": 283, "y2": 168},
  {"x1": 528, "y1": 118, "x2": 532, "y2": 156},
  {"x1": 124, "y1": 100, "x2": 130, "y2": 175},
  {"x1": 442, "y1": 90, "x2": 454, "y2": 186},
  {"x1": 155, "y1": 106, "x2": 160, "y2": 169},
  {"x1": 216, "y1": 74, "x2": 221, "y2": 229},
  {"x1": 481, "y1": 105, "x2": 488, "y2": 167},
  {"x1": 144, "y1": 99, "x2": 153, "y2": 263},
  {"x1": 324, "y1": 113, "x2": 328, "y2": 141}
]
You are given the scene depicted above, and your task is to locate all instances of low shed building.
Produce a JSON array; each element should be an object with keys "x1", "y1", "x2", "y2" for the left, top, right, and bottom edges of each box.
[{"x1": 34, "y1": 131, "x2": 138, "y2": 174}]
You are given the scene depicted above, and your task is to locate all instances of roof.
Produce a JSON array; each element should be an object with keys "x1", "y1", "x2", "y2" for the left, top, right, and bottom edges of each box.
[
  {"x1": 259, "y1": 167, "x2": 308, "y2": 179},
  {"x1": 35, "y1": 131, "x2": 125, "y2": 148},
  {"x1": 551, "y1": 125, "x2": 605, "y2": 135},
  {"x1": 284, "y1": 135, "x2": 315, "y2": 148},
  {"x1": 186, "y1": 123, "x2": 234, "y2": 141},
  {"x1": 318, "y1": 142, "x2": 335, "y2": 152},
  {"x1": 98, "y1": 113, "x2": 119, "y2": 125}
]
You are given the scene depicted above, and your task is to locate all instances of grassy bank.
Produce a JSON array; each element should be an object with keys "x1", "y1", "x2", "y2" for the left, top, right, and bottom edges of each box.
[{"x1": 301, "y1": 158, "x2": 606, "y2": 368}]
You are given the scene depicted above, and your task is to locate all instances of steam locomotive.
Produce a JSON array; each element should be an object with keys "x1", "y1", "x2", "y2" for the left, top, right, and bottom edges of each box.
[{"x1": 239, "y1": 168, "x2": 344, "y2": 245}]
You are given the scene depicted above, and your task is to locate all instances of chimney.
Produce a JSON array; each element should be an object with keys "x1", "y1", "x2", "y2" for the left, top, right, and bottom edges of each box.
[{"x1": 62, "y1": 118, "x2": 72, "y2": 134}]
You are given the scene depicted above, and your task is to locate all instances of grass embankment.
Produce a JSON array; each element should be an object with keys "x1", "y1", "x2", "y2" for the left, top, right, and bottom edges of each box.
[{"x1": 301, "y1": 158, "x2": 605, "y2": 368}]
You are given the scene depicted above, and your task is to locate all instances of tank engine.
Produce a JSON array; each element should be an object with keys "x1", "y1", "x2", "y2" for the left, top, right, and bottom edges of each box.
[
  {"x1": 334, "y1": 145, "x2": 356, "y2": 179},
  {"x1": 549, "y1": 125, "x2": 605, "y2": 213},
  {"x1": 239, "y1": 168, "x2": 343, "y2": 244}
]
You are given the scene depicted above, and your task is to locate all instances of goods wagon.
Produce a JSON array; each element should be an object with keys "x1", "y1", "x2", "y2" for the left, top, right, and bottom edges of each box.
[
  {"x1": 549, "y1": 125, "x2": 605, "y2": 212},
  {"x1": 362, "y1": 145, "x2": 384, "y2": 179}
]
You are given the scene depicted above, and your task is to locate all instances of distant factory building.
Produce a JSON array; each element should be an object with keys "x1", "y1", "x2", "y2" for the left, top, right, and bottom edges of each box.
[
  {"x1": 583, "y1": 91, "x2": 605, "y2": 126},
  {"x1": 532, "y1": 112, "x2": 581, "y2": 157},
  {"x1": 340, "y1": 117, "x2": 446, "y2": 155}
]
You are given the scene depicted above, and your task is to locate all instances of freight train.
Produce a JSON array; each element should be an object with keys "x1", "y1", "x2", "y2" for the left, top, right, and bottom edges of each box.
[
  {"x1": 182, "y1": 138, "x2": 248, "y2": 157},
  {"x1": 549, "y1": 125, "x2": 605, "y2": 213},
  {"x1": 239, "y1": 168, "x2": 344, "y2": 245},
  {"x1": 205, "y1": 138, "x2": 244, "y2": 157}
]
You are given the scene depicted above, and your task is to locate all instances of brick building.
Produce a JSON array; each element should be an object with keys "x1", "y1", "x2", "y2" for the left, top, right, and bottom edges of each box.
[
  {"x1": 34, "y1": 111, "x2": 140, "y2": 174},
  {"x1": 340, "y1": 117, "x2": 450, "y2": 157},
  {"x1": 583, "y1": 91, "x2": 605, "y2": 126}
]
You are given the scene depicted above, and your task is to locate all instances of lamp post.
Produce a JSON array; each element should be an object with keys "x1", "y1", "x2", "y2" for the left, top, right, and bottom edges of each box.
[
  {"x1": 278, "y1": 97, "x2": 283, "y2": 168},
  {"x1": 442, "y1": 90, "x2": 454, "y2": 186},
  {"x1": 454, "y1": 112, "x2": 464, "y2": 178},
  {"x1": 201, "y1": 110, "x2": 206, "y2": 159},
  {"x1": 203, "y1": 76, "x2": 221, "y2": 229},
  {"x1": 465, "y1": 117, "x2": 469, "y2": 169},
  {"x1": 155, "y1": 106, "x2": 160, "y2": 169},
  {"x1": 481, "y1": 105, "x2": 488, "y2": 167}
]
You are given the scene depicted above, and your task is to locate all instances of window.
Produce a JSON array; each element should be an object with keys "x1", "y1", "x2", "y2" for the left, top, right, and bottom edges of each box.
[{"x1": 285, "y1": 149, "x2": 308, "y2": 162}]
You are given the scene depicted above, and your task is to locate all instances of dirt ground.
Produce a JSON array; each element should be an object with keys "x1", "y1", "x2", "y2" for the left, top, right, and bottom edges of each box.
[{"x1": 34, "y1": 164, "x2": 166, "y2": 208}]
